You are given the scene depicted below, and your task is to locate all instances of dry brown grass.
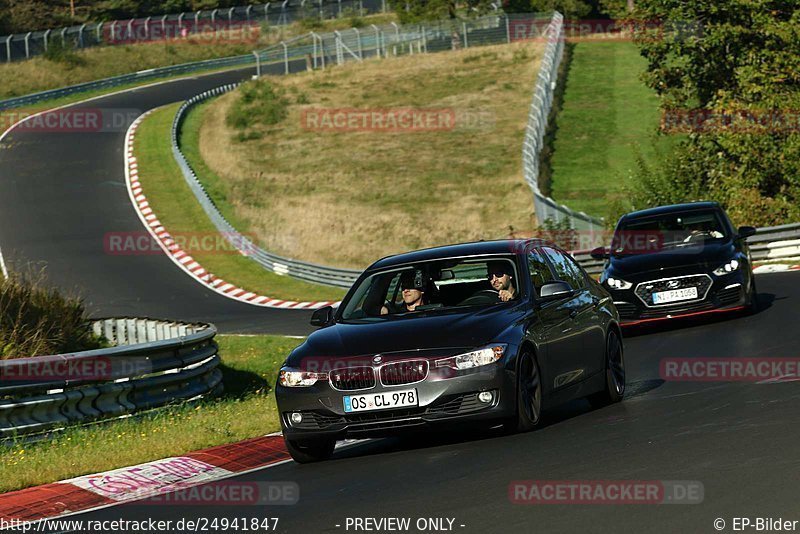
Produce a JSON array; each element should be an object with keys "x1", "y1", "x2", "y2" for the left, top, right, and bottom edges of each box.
[{"x1": 198, "y1": 42, "x2": 543, "y2": 269}]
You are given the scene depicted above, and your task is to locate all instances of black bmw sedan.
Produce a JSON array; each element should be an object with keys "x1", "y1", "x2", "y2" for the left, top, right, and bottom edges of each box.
[
  {"x1": 591, "y1": 202, "x2": 757, "y2": 326},
  {"x1": 276, "y1": 240, "x2": 625, "y2": 462}
]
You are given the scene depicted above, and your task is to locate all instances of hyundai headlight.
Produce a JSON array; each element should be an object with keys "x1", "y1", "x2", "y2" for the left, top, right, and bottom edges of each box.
[
  {"x1": 434, "y1": 345, "x2": 506, "y2": 370},
  {"x1": 279, "y1": 367, "x2": 328, "y2": 387},
  {"x1": 605, "y1": 277, "x2": 632, "y2": 290},
  {"x1": 713, "y1": 259, "x2": 740, "y2": 276}
]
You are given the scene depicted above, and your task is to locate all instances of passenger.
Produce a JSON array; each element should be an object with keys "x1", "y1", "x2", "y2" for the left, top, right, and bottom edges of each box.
[
  {"x1": 381, "y1": 271, "x2": 427, "y2": 314},
  {"x1": 487, "y1": 261, "x2": 517, "y2": 302}
]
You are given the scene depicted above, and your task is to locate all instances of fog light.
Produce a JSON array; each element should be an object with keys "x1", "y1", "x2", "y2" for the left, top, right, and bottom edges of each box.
[
  {"x1": 290, "y1": 412, "x2": 303, "y2": 425},
  {"x1": 478, "y1": 391, "x2": 493, "y2": 403}
]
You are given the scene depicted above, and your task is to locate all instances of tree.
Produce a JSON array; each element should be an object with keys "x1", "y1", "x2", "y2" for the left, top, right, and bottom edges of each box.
[{"x1": 628, "y1": 0, "x2": 800, "y2": 226}]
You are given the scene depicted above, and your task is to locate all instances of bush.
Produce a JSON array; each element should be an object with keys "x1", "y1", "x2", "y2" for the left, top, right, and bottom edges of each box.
[
  {"x1": 42, "y1": 38, "x2": 85, "y2": 68},
  {"x1": 0, "y1": 270, "x2": 105, "y2": 359},
  {"x1": 226, "y1": 79, "x2": 290, "y2": 133}
]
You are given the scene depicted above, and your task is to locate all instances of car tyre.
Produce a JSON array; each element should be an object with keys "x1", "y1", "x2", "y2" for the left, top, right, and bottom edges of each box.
[
  {"x1": 746, "y1": 275, "x2": 759, "y2": 314},
  {"x1": 588, "y1": 329, "x2": 625, "y2": 408},
  {"x1": 505, "y1": 351, "x2": 542, "y2": 433},
  {"x1": 285, "y1": 437, "x2": 336, "y2": 463}
]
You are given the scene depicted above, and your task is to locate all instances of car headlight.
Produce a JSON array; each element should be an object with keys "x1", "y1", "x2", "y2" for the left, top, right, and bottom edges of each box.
[
  {"x1": 605, "y1": 277, "x2": 632, "y2": 290},
  {"x1": 713, "y1": 259, "x2": 740, "y2": 276},
  {"x1": 279, "y1": 367, "x2": 328, "y2": 387},
  {"x1": 434, "y1": 345, "x2": 506, "y2": 370}
]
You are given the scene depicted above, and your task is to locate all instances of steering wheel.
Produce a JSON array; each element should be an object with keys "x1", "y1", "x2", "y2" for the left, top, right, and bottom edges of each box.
[
  {"x1": 458, "y1": 290, "x2": 500, "y2": 306},
  {"x1": 684, "y1": 230, "x2": 714, "y2": 242}
]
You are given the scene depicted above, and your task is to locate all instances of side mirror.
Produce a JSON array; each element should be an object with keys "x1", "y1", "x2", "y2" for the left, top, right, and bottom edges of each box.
[
  {"x1": 539, "y1": 281, "x2": 574, "y2": 300},
  {"x1": 310, "y1": 306, "x2": 334, "y2": 327},
  {"x1": 737, "y1": 226, "x2": 756, "y2": 240},
  {"x1": 590, "y1": 247, "x2": 609, "y2": 260}
]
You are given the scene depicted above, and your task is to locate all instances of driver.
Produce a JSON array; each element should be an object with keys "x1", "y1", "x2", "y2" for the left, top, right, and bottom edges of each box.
[
  {"x1": 487, "y1": 261, "x2": 517, "y2": 302},
  {"x1": 381, "y1": 271, "x2": 426, "y2": 314}
]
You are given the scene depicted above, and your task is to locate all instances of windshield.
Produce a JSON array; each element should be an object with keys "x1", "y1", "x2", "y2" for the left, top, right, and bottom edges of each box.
[
  {"x1": 612, "y1": 210, "x2": 729, "y2": 254},
  {"x1": 339, "y1": 256, "x2": 520, "y2": 321}
]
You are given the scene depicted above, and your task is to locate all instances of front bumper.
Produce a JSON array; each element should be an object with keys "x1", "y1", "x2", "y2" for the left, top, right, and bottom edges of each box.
[
  {"x1": 276, "y1": 362, "x2": 515, "y2": 440},
  {"x1": 608, "y1": 271, "x2": 749, "y2": 325}
]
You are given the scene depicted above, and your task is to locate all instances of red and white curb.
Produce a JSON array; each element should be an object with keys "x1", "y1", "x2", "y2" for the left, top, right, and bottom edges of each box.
[
  {"x1": 752, "y1": 264, "x2": 800, "y2": 274},
  {"x1": 124, "y1": 112, "x2": 339, "y2": 310},
  {"x1": 0, "y1": 434, "x2": 292, "y2": 524}
]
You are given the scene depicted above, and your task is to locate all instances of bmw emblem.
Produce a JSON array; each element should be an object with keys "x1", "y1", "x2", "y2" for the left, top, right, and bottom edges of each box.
[{"x1": 373, "y1": 355, "x2": 383, "y2": 364}]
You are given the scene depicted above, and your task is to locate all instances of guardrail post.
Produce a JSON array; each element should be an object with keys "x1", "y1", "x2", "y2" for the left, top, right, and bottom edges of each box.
[
  {"x1": 246, "y1": 5, "x2": 253, "y2": 22},
  {"x1": 264, "y1": 3, "x2": 270, "y2": 23},
  {"x1": 334, "y1": 30, "x2": 343, "y2": 64},
  {"x1": 195, "y1": 11, "x2": 201, "y2": 34},
  {"x1": 354, "y1": 27, "x2": 362, "y2": 59},
  {"x1": 390, "y1": 22, "x2": 399, "y2": 55},
  {"x1": 505, "y1": 14, "x2": 510, "y2": 43},
  {"x1": 253, "y1": 50, "x2": 261, "y2": 76},
  {"x1": 5, "y1": 35, "x2": 11, "y2": 63},
  {"x1": 127, "y1": 19, "x2": 135, "y2": 42},
  {"x1": 421, "y1": 26, "x2": 427, "y2": 52},
  {"x1": 108, "y1": 21, "x2": 115, "y2": 44},
  {"x1": 229, "y1": 7, "x2": 235, "y2": 23},
  {"x1": 142, "y1": 17, "x2": 151, "y2": 41},
  {"x1": 96, "y1": 22, "x2": 103, "y2": 43},
  {"x1": 78, "y1": 23, "x2": 87, "y2": 47},
  {"x1": 462, "y1": 21, "x2": 468, "y2": 48},
  {"x1": 282, "y1": 40, "x2": 289, "y2": 74},
  {"x1": 280, "y1": 0, "x2": 289, "y2": 26},
  {"x1": 24, "y1": 32, "x2": 31, "y2": 59},
  {"x1": 43, "y1": 29, "x2": 51, "y2": 51},
  {"x1": 161, "y1": 15, "x2": 168, "y2": 39},
  {"x1": 370, "y1": 24, "x2": 380, "y2": 58},
  {"x1": 211, "y1": 8, "x2": 218, "y2": 25}
]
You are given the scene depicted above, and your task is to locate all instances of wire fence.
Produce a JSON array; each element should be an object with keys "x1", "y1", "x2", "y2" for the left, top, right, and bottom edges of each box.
[{"x1": 0, "y1": 0, "x2": 386, "y2": 63}]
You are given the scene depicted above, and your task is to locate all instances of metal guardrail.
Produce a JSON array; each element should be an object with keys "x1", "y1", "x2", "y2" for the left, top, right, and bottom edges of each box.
[
  {"x1": 0, "y1": 0, "x2": 386, "y2": 64},
  {"x1": 571, "y1": 223, "x2": 800, "y2": 275},
  {"x1": 0, "y1": 318, "x2": 221, "y2": 440},
  {"x1": 521, "y1": 11, "x2": 604, "y2": 231},
  {"x1": 172, "y1": 85, "x2": 363, "y2": 288}
]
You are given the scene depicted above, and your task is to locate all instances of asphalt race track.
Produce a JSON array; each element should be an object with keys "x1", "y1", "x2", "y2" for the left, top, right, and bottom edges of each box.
[
  {"x1": 59, "y1": 272, "x2": 799, "y2": 533},
  {"x1": 0, "y1": 62, "x2": 316, "y2": 335},
  {"x1": 2, "y1": 65, "x2": 800, "y2": 533}
]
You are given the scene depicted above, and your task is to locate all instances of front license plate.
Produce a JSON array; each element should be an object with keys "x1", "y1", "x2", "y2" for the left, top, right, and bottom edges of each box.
[
  {"x1": 652, "y1": 287, "x2": 698, "y2": 304},
  {"x1": 343, "y1": 389, "x2": 418, "y2": 413}
]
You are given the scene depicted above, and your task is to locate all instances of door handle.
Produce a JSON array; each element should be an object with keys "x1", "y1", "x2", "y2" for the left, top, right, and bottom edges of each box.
[{"x1": 569, "y1": 309, "x2": 578, "y2": 319}]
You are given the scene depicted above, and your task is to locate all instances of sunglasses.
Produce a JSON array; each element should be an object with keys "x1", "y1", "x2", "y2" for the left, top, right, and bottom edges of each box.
[{"x1": 488, "y1": 271, "x2": 509, "y2": 279}]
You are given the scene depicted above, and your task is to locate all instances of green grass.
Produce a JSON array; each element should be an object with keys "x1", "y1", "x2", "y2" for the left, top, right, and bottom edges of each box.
[
  {"x1": 134, "y1": 104, "x2": 346, "y2": 302},
  {"x1": 548, "y1": 41, "x2": 679, "y2": 220},
  {"x1": 0, "y1": 334, "x2": 302, "y2": 493}
]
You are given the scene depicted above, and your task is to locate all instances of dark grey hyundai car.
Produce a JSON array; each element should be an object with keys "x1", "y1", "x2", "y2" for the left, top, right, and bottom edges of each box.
[
  {"x1": 276, "y1": 240, "x2": 625, "y2": 462},
  {"x1": 591, "y1": 202, "x2": 757, "y2": 325}
]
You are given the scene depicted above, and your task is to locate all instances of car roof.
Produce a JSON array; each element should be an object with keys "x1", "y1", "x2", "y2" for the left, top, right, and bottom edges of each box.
[
  {"x1": 369, "y1": 239, "x2": 550, "y2": 270},
  {"x1": 620, "y1": 201, "x2": 721, "y2": 222}
]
